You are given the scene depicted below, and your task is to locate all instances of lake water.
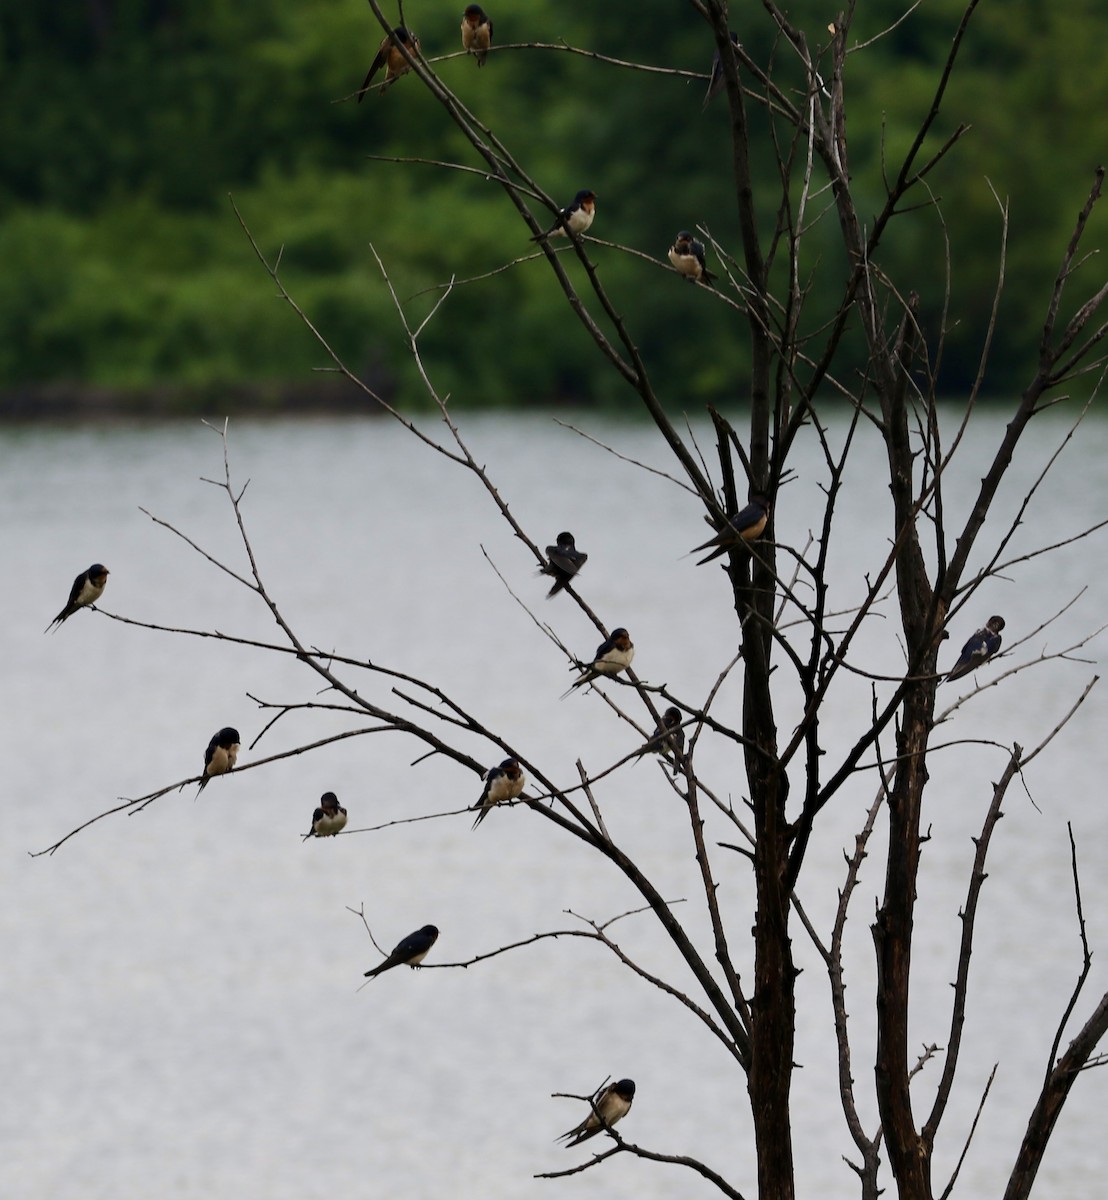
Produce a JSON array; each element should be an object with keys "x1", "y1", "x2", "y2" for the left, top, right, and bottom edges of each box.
[{"x1": 4, "y1": 410, "x2": 1108, "y2": 1199}]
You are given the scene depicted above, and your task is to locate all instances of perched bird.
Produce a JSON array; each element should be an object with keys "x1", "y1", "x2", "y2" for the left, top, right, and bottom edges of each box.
[
  {"x1": 531, "y1": 190, "x2": 597, "y2": 242},
  {"x1": 364, "y1": 925, "x2": 440, "y2": 978},
  {"x1": 358, "y1": 26, "x2": 420, "y2": 99},
  {"x1": 668, "y1": 230, "x2": 716, "y2": 285},
  {"x1": 703, "y1": 31, "x2": 741, "y2": 109},
  {"x1": 461, "y1": 4, "x2": 493, "y2": 66},
  {"x1": 558, "y1": 1079, "x2": 636, "y2": 1147},
  {"x1": 564, "y1": 628, "x2": 634, "y2": 697},
  {"x1": 691, "y1": 496, "x2": 770, "y2": 565},
  {"x1": 638, "y1": 707, "x2": 686, "y2": 774},
  {"x1": 946, "y1": 615, "x2": 1005, "y2": 682},
  {"x1": 197, "y1": 727, "x2": 241, "y2": 794},
  {"x1": 541, "y1": 531, "x2": 588, "y2": 598},
  {"x1": 471, "y1": 758, "x2": 526, "y2": 829},
  {"x1": 303, "y1": 792, "x2": 348, "y2": 840},
  {"x1": 45, "y1": 563, "x2": 109, "y2": 633}
]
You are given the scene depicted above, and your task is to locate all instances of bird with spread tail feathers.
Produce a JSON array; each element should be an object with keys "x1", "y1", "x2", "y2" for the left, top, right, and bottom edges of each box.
[
  {"x1": 946, "y1": 615, "x2": 1005, "y2": 682},
  {"x1": 541, "y1": 531, "x2": 588, "y2": 598},
  {"x1": 45, "y1": 563, "x2": 109, "y2": 633},
  {"x1": 358, "y1": 26, "x2": 420, "y2": 99},
  {"x1": 471, "y1": 758, "x2": 526, "y2": 829},
  {"x1": 557, "y1": 1079, "x2": 636, "y2": 1147},
  {"x1": 690, "y1": 496, "x2": 769, "y2": 564},
  {"x1": 303, "y1": 792, "x2": 347, "y2": 840},
  {"x1": 563, "y1": 628, "x2": 634, "y2": 698},
  {"x1": 531, "y1": 190, "x2": 596, "y2": 241},
  {"x1": 668, "y1": 231, "x2": 716, "y2": 285},
  {"x1": 197, "y1": 727, "x2": 241, "y2": 794},
  {"x1": 461, "y1": 5, "x2": 493, "y2": 66},
  {"x1": 364, "y1": 925, "x2": 440, "y2": 978}
]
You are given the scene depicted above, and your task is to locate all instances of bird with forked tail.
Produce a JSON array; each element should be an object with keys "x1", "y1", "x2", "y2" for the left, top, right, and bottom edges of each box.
[
  {"x1": 557, "y1": 1079, "x2": 636, "y2": 1148},
  {"x1": 690, "y1": 496, "x2": 769, "y2": 564},
  {"x1": 45, "y1": 563, "x2": 109, "y2": 633}
]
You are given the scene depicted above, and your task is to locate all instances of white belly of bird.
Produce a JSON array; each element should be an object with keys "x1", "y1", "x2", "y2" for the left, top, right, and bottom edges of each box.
[
  {"x1": 208, "y1": 745, "x2": 238, "y2": 777},
  {"x1": 566, "y1": 209, "x2": 594, "y2": 235},
  {"x1": 77, "y1": 579, "x2": 105, "y2": 606},
  {"x1": 487, "y1": 774, "x2": 521, "y2": 804},
  {"x1": 315, "y1": 811, "x2": 347, "y2": 836},
  {"x1": 668, "y1": 249, "x2": 700, "y2": 279},
  {"x1": 596, "y1": 647, "x2": 633, "y2": 674}
]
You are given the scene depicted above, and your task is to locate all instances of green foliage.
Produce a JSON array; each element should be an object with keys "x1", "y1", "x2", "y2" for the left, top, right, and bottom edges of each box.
[{"x1": 1, "y1": 0, "x2": 1105, "y2": 404}]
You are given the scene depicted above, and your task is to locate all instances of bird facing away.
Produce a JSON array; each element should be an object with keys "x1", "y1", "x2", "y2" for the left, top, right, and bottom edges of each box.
[
  {"x1": 304, "y1": 792, "x2": 348, "y2": 840},
  {"x1": 558, "y1": 1079, "x2": 636, "y2": 1147},
  {"x1": 946, "y1": 615, "x2": 1005, "y2": 682},
  {"x1": 668, "y1": 231, "x2": 716, "y2": 285},
  {"x1": 531, "y1": 190, "x2": 597, "y2": 241},
  {"x1": 703, "y1": 31, "x2": 741, "y2": 108},
  {"x1": 563, "y1": 628, "x2": 634, "y2": 697},
  {"x1": 471, "y1": 758, "x2": 526, "y2": 829},
  {"x1": 541, "y1": 531, "x2": 588, "y2": 598},
  {"x1": 691, "y1": 496, "x2": 770, "y2": 565},
  {"x1": 197, "y1": 727, "x2": 241, "y2": 794},
  {"x1": 639, "y1": 707, "x2": 686, "y2": 775},
  {"x1": 358, "y1": 26, "x2": 420, "y2": 99},
  {"x1": 461, "y1": 5, "x2": 493, "y2": 65},
  {"x1": 45, "y1": 563, "x2": 109, "y2": 633},
  {"x1": 364, "y1": 925, "x2": 440, "y2": 978}
]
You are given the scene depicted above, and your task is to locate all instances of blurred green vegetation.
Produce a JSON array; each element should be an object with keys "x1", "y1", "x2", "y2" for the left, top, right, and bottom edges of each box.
[{"x1": 1, "y1": 0, "x2": 1106, "y2": 409}]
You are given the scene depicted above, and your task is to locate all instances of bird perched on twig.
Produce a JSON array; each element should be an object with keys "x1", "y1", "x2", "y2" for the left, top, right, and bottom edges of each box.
[
  {"x1": 557, "y1": 1079, "x2": 636, "y2": 1147},
  {"x1": 197, "y1": 727, "x2": 241, "y2": 794},
  {"x1": 364, "y1": 925, "x2": 440, "y2": 978},
  {"x1": 638, "y1": 707, "x2": 686, "y2": 775},
  {"x1": 303, "y1": 792, "x2": 347, "y2": 840},
  {"x1": 461, "y1": 5, "x2": 493, "y2": 66},
  {"x1": 668, "y1": 231, "x2": 716, "y2": 285},
  {"x1": 541, "y1": 531, "x2": 588, "y2": 598},
  {"x1": 471, "y1": 758, "x2": 525, "y2": 828},
  {"x1": 946, "y1": 615, "x2": 1005, "y2": 682},
  {"x1": 703, "y1": 31, "x2": 741, "y2": 109},
  {"x1": 45, "y1": 563, "x2": 110, "y2": 633},
  {"x1": 531, "y1": 190, "x2": 597, "y2": 241},
  {"x1": 358, "y1": 26, "x2": 420, "y2": 99},
  {"x1": 563, "y1": 628, "x2": 634, "y2": 697},
  {"x1": 690, "y1": 496, "x2": 769, "y2": 564}
]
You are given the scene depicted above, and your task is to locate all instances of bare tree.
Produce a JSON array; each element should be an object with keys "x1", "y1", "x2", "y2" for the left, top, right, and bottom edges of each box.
[{"x1": 36, "y1": 3, "x2": 1108, "y2": 1198}]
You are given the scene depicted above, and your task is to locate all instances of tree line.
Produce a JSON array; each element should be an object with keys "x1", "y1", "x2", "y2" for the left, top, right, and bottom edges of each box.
[{"x1": 2, "y1": 0, "x2": 1106, "y2": 406}]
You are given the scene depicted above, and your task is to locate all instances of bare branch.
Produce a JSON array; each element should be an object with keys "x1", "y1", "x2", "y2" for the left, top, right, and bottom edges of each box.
[{"x1": 923, "y1": 746, "x2": 1021, "y2": 1141}]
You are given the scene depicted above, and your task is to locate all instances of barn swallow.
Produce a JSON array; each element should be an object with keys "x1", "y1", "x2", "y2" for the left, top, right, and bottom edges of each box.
[
  {"x1": 946, "y1": 615, "x2": 1005, "y2": 682},
  {"x1": 364, "y1": 924, "x2": 440, "y2": 978},
  {"x1": 638, "y1": 707, "x2": 686, "y2": 774},
  {"x1": 471, "y1": 758, "x2": 526, "y2": 828},
  {"x1": 197, "y1": 727, "x2": 241, "y2": 794},
  {"x1": 531, "y1": 190, "x2": 597, "y2": 241},
  {"x1": 303, "y1": 792, "x2": 348, "y2": 840},
  {"x1": 563, "y1": 628, "x2": 634, "y2": 697},
  {"x1": 691, "y1": 496, "x2": 769, "y2": 564},
  {"x1": 358, "y1": 26, "x2": 420, "y2": 99},
  {"x1": 668, "y1": 231, "x2": 716, "y2": 285},
  {"x1": 703, "y1": 31, "x2": 741, "y2": 109},
  {"x1": 45, "y1": 563, "x2": 109, "y2": 632},
  {"x1": 461, "y1": 5, "x2": 493, "y2": 66},
  {"x1": 557, "y1": 1079, "x2": 636, "y2": 1147},
  {"x1": 541, "y1": 531, "x2": 588, "y2": 598}
]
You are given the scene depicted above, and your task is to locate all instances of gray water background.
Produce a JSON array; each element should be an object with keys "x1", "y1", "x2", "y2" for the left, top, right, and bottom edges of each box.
[{"x1": 4, "y1": 410, "x2": 1108, "y2": 1199}]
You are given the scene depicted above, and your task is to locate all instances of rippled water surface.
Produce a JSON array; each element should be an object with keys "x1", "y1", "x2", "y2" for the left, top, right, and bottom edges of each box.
[{"x1": 4, "y1": 411, "x2": 1108, "y2": 1199}]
